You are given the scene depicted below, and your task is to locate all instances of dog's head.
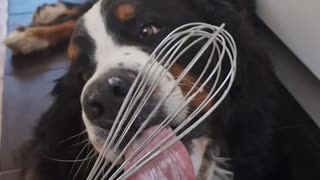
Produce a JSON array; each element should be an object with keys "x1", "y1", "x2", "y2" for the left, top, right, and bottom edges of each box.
[{"x1": 67, "y1": 0, "x2": 240, "y2": 178}]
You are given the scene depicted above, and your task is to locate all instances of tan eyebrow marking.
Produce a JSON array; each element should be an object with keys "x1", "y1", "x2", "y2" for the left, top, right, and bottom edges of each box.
[{"x1": 115, "y1": 3, "x2": 136, "y2": 22}]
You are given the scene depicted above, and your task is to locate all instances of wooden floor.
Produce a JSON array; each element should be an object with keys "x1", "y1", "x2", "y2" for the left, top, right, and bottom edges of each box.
[{"x1": 0, "y1": 0, "x2": 84, "y2": 179}]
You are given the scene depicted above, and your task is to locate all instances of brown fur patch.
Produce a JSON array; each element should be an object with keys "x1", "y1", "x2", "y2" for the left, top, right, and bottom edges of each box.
[
  {"x1": 116, "y1": 3, "x2": 135, "y2": 21},
  {"x1": 28, "y1": 20, "x2": 76, "y2": 45},
  {"x1": 68, "y1": 40, "x2": 79, "y2": 61},
  {"x1": 169, "y1": 65, "x2": 213, "y2": 112}
]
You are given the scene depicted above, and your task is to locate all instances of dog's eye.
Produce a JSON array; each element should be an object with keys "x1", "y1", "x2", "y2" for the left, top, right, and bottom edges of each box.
[{"x1": 139, "y1": 24, "x2": 160, "y2": 38}]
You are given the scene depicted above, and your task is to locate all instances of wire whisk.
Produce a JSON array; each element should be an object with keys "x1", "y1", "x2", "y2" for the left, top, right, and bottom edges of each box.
[{"x1": 86, "y1": 22, "x2": 237, "y2": 180}]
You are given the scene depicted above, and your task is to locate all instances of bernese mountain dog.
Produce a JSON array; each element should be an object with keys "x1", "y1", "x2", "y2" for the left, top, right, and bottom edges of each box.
[{"x1": 4, "y1": 0, "x2": 320, "y2": 180}]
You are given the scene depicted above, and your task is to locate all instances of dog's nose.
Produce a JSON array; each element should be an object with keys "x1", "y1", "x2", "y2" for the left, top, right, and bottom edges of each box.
[{"x1": 82, "y1": 71, "x2": 136, "y2": 127}]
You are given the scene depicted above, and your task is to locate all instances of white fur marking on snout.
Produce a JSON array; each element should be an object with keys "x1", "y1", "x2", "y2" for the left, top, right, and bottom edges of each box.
[{"x1": 4, "y1": 30, "x2": 49, "y2": 54}]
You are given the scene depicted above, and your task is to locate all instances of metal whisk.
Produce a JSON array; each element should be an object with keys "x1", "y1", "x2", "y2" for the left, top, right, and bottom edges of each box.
[{"x1": 87, "y1": 22, "x2": 237, "y2": 180}]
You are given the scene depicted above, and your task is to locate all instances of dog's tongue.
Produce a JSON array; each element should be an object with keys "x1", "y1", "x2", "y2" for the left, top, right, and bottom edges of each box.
[{"x1": 125, "y1": 127, "x2": 196, "y2": 180}]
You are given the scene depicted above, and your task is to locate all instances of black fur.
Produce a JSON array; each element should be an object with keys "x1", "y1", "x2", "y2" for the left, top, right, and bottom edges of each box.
[{"x1": 20, "y1": 0, "x2": 320, "y2": 180}]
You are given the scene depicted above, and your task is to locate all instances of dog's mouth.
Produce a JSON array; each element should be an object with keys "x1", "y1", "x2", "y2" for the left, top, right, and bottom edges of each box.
[
  {"x1": 90, "y1": 125, "x2": 196, "y2": 180},
  {"x1": 125, "y1": 126, "x2": 195, "y2": 180}
]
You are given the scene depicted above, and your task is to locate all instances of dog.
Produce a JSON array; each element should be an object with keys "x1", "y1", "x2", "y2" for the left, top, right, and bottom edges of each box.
[{"x1": 4, "y1": 0, "x2": 320, "y2": 180}]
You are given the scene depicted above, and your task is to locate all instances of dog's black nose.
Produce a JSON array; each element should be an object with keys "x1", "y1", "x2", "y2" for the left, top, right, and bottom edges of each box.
[
  {"x1": 82, "y1": 70, "x2": 136, "y2": 128},
  {"x1": 107, "y1": 77, "x2": 128, "y2": 97}
]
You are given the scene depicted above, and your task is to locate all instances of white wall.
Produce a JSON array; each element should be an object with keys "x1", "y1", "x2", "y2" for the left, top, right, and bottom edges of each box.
[
  {"x1": 256, "y1": 0, "x2": 320, "y2": 126},
  {"x1": 257, "y1": 0, "x2": 320, "y2": 79}
]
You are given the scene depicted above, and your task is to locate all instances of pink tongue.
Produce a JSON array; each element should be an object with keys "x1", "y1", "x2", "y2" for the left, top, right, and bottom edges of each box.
[{"x1": 125, "y1": 127, "x2": 195, "y2": 180}]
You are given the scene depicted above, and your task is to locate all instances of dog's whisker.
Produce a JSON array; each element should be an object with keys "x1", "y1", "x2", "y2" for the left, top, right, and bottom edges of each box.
[
  {"x1": 58, "y1": 130, "x2": 87, "y2": 145},
  {"x1": 73, "y1": 148, "x2": 96, "y2": 180},
  {"x1": 45, "y1": 154, "x2": 95, "y2": 163},
  {"x1": 68, "y1": 142, "x2": 91, "y2": 179},
  {"x1": 70, "y1": 138, "x2": 90, "y2": 148},
  {"x1": 83, "y1": 151, "x2": 98, "y2": 179}
]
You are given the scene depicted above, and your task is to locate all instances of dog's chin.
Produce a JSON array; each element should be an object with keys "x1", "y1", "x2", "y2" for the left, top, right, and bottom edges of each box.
[{"x1": 88, "y1": 127, "x2": 107, "y2": 152}]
